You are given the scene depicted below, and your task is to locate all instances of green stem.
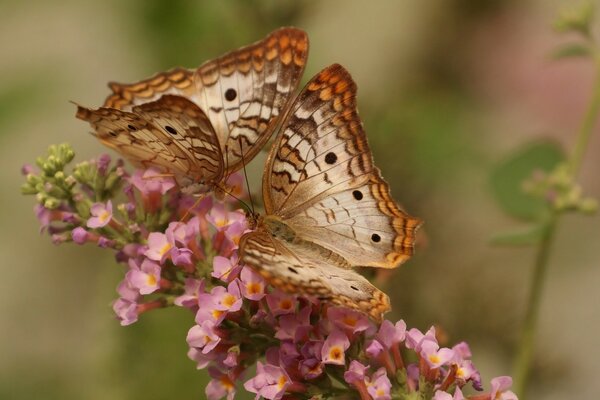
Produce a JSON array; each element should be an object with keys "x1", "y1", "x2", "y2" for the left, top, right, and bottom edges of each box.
[
  {"x1": 513, "y1": 216, "x2": 557, "y2": 398},
  {"x1": 569, "y1": 55, "x2": 600, "y2": 176},
  {"x1": 514, "y1": 47, "x2": 600, "y2": 399}
]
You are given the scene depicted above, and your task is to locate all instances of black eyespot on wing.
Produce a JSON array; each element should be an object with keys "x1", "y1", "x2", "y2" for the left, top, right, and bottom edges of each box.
[
  {"x1": 325, "y1": 152, "x2": 337, "y2": 164},
  {"x1": 108, "y1": 131, "x2": 117, "y2": 137},
  {"x1": 352, "y1": 190, "x2": 363, "y2": 200},
  {"x1": 127, "y1": 124, "x2": 137, "y2": 131},
  {"x1": 225, "y1": 88, "x2": 237, "y2": 101},
  {"x1": 371, "y1": 234, "x2": 381, "y2": 243},
  {"x1": 165, "y1": 125, "x2": 177, "y2": 135},
  {"x1": 288, "y1": 267, "x2": 298, "y2": 274},
  {"x1": 350, "y1": 285, "x2": 359, "y2": 291}
]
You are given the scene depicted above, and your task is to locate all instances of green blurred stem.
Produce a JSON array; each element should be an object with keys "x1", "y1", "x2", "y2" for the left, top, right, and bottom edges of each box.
[
  {"x1": 513, "y1": 216, "x2": 556, "y2": 397},
  {"x1": 569, "y1": 56, "x2": 600, "y2": 175},
  {"x1": 514, "y1": 51, "x2": 600, "y2": 399}
]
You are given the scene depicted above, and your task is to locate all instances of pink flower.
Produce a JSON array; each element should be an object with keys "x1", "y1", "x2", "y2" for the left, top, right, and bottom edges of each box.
[
  {"x1": 406, "y1": 326, "x2": 436, "y2": 352},
  {"x1": 266, "y1": 292, "x2": 297, "y2": 316},
  {"x1": 144, "y1": 232, "x2": 173, "y2": 263},
  {"x1": 244, "y1": 362, "x2": 291, "y2": 400},
  {"x1": 344, "y1": 360, "x2": 369, "y2": 385},
  {"x1": 344, "y1": 361, "x2": 371, "y2": 399},
  {"x1": 321, "y1": 329, "x2": 350, "y2": 365},
  {"x1": 239, "y1": 267, "x2": 265, "y2": 301},
  {"x1": 275, "y1": 306, "x2": 312, "y2": 342},
  {"x1": 224, "y1": 220, "x2": 248, "y2": 246},
  {"x1": 187, "y1": 320, "x2": 221, "y2": 354},
  {"x1": 206, "y1": 367, "x2": 236, "y2": 400},
  {"x1": 433, "y1": 388, "x2": 465, "y2": 400},
  {"x1": 420, "y1": 339, "x2": 455, "y2": 369},
  {"x1": 71, "y1": 227, "x2": 89, "y2": 244},
  {"x1": 367, "y1": 368, "x2": 392, "y2": 400},
  {"x1": 490, "y1": 376, "x2": 518, "y2": 400},
  {"x1": 212, "y1": 254, "x2": 241, "y2": 282},
  {"x1": 112, "y1": 298, "x2": 139, "y2": 326},
  {"x1": 166, "y1": 221, "x2": 190, "y2": 246},
  {"x1": 377, "y1": 319, "x2": 406, "y2": 348},
  {"x1": 174, "y1": 278, "x2": 205, "y2": 309},
  {"x1": 328, "y1": 307, "x2": 372, "y2": 335},
  {"x1": 130, "y1": 168, "x2": 175, "y2": 195},
  {"x1": 213, "y1": 281, "x2": 243, "y2": 312},
  {"x1": 207, "y1": 203, "x2": 245, "y2": 231},
  {"x1": 87, "y1": 200, "x2": 113, "y2": 228},
  {"x1": 126, "y1": 259, "x2": 161, "y2": 295}
]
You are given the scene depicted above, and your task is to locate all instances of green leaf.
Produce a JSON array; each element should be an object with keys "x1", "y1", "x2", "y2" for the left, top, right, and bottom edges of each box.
[
  {"x1": 490, "y1": 224, "x2": 546, "y2": 246},
  {"x1": 490, "y1": 140, "x2": 565, "y2": 221},
  {"x1": 550, "y1": 43, "x2": 592, "y2": 60}
]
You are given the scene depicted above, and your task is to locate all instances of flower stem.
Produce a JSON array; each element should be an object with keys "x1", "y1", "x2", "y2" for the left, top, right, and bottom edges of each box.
[
  {"x1": 569, "y1": 55, "x2": 600, "y2": 176},
  {"x1": 514, "y1": 48, "x2": 600, "y2": 399},
  {"x1": 513, "y1": 216, "x2": 556, "y2": 398}
]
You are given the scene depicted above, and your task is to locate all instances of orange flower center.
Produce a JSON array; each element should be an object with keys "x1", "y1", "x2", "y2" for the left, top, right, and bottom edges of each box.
[
  {"x1": 246, "y1": 282, "x2": 262, "y2": 295},
  {"x1": 329, "y1": 346, "x2": 343, "y2": 361},
  {"x1": 277, "y1": 375, "x2": 288, "y2": 389}
]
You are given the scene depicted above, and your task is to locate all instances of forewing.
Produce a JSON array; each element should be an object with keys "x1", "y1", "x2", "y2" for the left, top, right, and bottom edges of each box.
[
  {"x1": 75, "y1": 95, "x2": 223, "y2": 184},
  {"x1": 192, "y1": 27, "x2": 308, "y2": 174},
  {"x1": 104, "y1": 68, "x2": 195, "y2": 110},
  {"x1": 102, "y1": 28, "x2": 309, "y2": 175},
  {"x1": 239, "y1": 231, "x2": 391, "y2": 321},
  {"x1": 263, "y1": 64, "x2": 421, "y2": 269}
]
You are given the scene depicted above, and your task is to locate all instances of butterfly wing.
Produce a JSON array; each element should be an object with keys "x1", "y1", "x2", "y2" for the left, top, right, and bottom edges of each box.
[
  {"x1": 104, "y1": 27, "x2": 309, "y2": 175},
  {"x1": 239, "y1": 231, "x2": 391, "y2": 321},
  {"x1": 263, "y1": 64, "x2": 421, "y2": 269},
  {"x1": 75, "y1": 95, "x2": 223, "y2": 186}
]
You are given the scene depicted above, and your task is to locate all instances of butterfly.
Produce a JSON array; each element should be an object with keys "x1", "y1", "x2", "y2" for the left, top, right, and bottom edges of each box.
[
  {"x1": 75, "y1": 27, "x2": 309, "y2": 195},
  {"x1": 239, "y1": 64, "x2": 422, "y2": 322}
]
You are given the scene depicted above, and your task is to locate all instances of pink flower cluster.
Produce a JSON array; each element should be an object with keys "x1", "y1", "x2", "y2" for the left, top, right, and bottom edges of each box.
[{"x1": 24, "y1": 154, "x2": 518, "y2": 400}]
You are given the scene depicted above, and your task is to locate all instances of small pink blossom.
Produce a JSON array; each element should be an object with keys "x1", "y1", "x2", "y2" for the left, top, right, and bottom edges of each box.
[
  {"x1": 207, "y1": 203, "x2": 245, "y2": 231},
  {"x1": 377, "y1": 319, "x2": 407, "y2": 348},
  {"x1": 130, "y1": 168, "x2": 175, "y2": 195},
  {"x1": 367, "y1": 368, "x2": 392, "y2": 400},
  {"x1": 344, "y1": 360, "x2": 369, "y2": 385},
  {"x1": 328, "y1": 307, "x2": 373, "y2": 336},
  {"x1": 206, "y1": 367, "x2": 236, "y2": 400},
  {"x1": 266, "y1": 292, "x2": 297, "y2": 316},
  {"x1": 212, "y1": 254, "x2": 241, "y2": 282},
  {"x1": 244, "y1": 362, "x2": 291, "y2": 400},
  {"x1": 112, "y1": 298, "x2": 138, "y2": 326},
  {"x1": 239, "y1": 266, "x2": 265, "y2": 301},
  {"x1": 187, "y1": 320, "x2": 221, "y2": 354},
  {"x1": 490, "y1": 376, "x2": 518, "y2": 400},
  {"x1": 126, "y1": 259, "x2": 161, "y2": 295},
  {"x1": 275, "y1": 306, "x2": 312, "y2": 342},
  {"x1": 406, "y1": 326, "x2": 437, "y2": 352},
  {"x1": 321, "y1": 329, "x2": 350, "y2": 365},
  {"x1": 71, "y1": 227, "x2": 89, "y2": 244},
  {"x1": 87, "y1": 200, "x2": 113, "y2": 228},
  {"x1": 174, "y1": 278, "x2": 205, "y2": 309},
  {"x1": 144, "y1": 232, "x2": 173, "y2": 263},
  {"x1": 420, "y1": 339, "x2": 455, "y2": 369}
]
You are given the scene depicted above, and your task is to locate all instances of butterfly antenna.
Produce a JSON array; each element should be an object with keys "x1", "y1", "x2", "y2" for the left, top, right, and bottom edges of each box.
[
  {"x1": 218, "y1": 184, "x2": 253, "y2": 214},
  {"x1": 179, "y1": 193, "x2": 206, "y2": 222},
  {"x1": 238, "y1": 137, "x2": 255, "y2": 215}
]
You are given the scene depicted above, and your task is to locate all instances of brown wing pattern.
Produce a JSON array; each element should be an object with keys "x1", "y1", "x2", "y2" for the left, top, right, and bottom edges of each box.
[
  {"x1": 101, "y1": 27, "x2": 309, "y2": 176},
  {"x1": 76, "y1": 95, "x2": 223, "y2": 185},
  {"x1": 239, "y1": 231, "x2": 391, "y2": 322},
  {"x1": 263, "y1": 64, "x2": 421, "y2": 268}
]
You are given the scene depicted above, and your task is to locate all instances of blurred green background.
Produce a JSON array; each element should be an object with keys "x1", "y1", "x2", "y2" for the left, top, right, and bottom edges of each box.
[{"x1": 2, "y1": 0, "x2": 599, "y2": 399}]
